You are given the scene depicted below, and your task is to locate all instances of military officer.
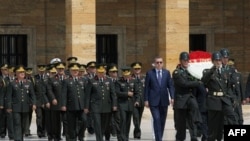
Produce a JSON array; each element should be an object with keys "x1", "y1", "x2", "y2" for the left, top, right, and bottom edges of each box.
[
  {"x1": 85, "y1": 61, "x2": 97, "y2": 134},
  {"x1": 34, "y1": 65, "x2": 48, "y2": 137},
  {"x1": 0, "y1": 63, "x2": 9, "y2": 139},
  {"x1": 61, "y1": 63, "x2": 88, "y2": 141},
  {"x1": 201, "y1": 51, "x2": 237, "y2": 141},
  {"x1": 130, "y1": 62, "x2": 145, "y2": 139},
  {"x1": 104, "y1": 63, "x2": 120, "y2": 140},
  {"x1": 6, "y1": 65, "x2": 36, "y2": 141},
  {"x1": 84, "y1": 64, "x2": 117, "y2": 141},
  {"x1": 46, "y1": 62, "x2": 67, "y2": 141},
  {"x1": 115, "y1": 67, "x2": 139, "y2": 141},
  {"x1": 172, "y1": 52, "x2": 202, "y2": 141},
  {"x1": 23, "y1": 67, "x2": 35, "y2": 137}
]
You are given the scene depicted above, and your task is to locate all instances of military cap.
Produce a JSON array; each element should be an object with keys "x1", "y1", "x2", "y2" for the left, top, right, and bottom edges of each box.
[
  {"x1": 0, "y1": 63, "x2": 8, "y2": 70},
  {"x1": 14, "y1": 65, "x2": 26, "y2": 72},
  {"x1": 37, "y1": 65, "x2": 46, "y2": 71},
  {"x1": 179, "y1": 52, "x2": 189, "y2": 60},
  {"x1": 220, "y1": 48, "x2": 229, "y2": 58},
  {"x1": 47, "y1": 64, "x2": 57, "y2": 73},
  {"x1": 67, "y1": 57, "x2": 78, "y2": 64},
  {"x1": 79, "y1": 64, "x2": 87, "y2": 72},
  {"x1": 8, "y1": 65, "x2": 15, "y2": 73},
  {"x1": 131, "y1": 62, "x2": 142, "y2": 69},
  {"x1": 96, "y1": 63, "x2": 106, "y2": 73},
  {"x1": 86, "y1": 61, "x2": 96, "y2": 68},
  {"x1": 68, "y1": 63, "x2": 80, "y2": 70},
  {"x1": 25, "y1": 67, "x2": 33, "y2": 74},
  {"x1": 108, "y1": 63, "x2": 118, "y2": 72},
  {"x1": 212, "y1": 51, "x2": 222, "y2": 61},
  {"x1": 121, "y1": 66, "x2": 131, "y2": 76},
  {"x1": 228, "y1": 58, "x2": 235, "y2": 66},
  {"x1": 50, "y1": 58, "x2": 61, "y2": 64},
  {"x1": 55, "y1": 62, "x2": 66, "y2": 69}
]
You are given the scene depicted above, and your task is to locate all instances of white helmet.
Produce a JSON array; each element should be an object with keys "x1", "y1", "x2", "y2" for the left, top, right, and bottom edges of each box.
[{"x1": 50, "y1": 58, "x2": 61, "y2": 64}]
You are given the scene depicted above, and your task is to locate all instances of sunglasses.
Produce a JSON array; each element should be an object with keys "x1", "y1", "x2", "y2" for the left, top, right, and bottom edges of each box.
[{"x1": 156, "y1": 61, "x2": 163, "y2": 64}]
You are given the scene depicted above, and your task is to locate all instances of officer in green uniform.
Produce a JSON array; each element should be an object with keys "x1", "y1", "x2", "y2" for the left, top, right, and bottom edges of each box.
[
  {"x1": 85, "y1": 61, "x2": 97, "y2": 134},
  {"x1": 23, "y1": 67, "x2": 35, "y2": 137},
  {"x1": 130, "y1": 62, "x2": 145, "y2": 139},
  {"x1": 201, "y1": 51, "x2": 237, "y2": 141},
  {"x1": 46, "y1": 62, "x2": 67, "y2": 141},
  {"x1": 0, "y1": 63, "x2": 9, "y2": 139},
  {"x1": 104, "y1": 63, "x2": 120, "y2": 140},
  {"x1": 6, "y1": 65, "x2": 36, "y2": 141},
  {"x1": 115, "y1": 66, "x2": 139, "y2": 141},
  {"x1": 34, "y1": 65, "x2": 48, "y2": 137},
  {"x1": 84, "y1": 63, "x2": 117, "y2": 141},
  {"x1": 61, "y1": 63, "x2": 88, "y2": 141},
  {"x1": 172, "y1": 52, "x2": 202, "y2": 141}
]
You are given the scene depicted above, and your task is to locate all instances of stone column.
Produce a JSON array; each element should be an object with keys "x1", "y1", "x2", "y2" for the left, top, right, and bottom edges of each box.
[
  {"x1": 158, "y1": 0, "x2": 189, "y2": 72},
  {"x1": 65, "y1": 0, "x2": 96, "y2": 64}
]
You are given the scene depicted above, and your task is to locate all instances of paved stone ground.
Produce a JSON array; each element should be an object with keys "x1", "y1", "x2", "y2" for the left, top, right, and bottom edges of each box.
[{"x1": 2, "y1": 105, "x2": 250, "y2": 141}]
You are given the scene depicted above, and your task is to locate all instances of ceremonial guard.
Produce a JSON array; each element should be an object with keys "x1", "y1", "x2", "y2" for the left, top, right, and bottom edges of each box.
[
  {"x1": 46, "y1": 62, "x2": 67, "y2": 141},
  {"x1": 172, "y1": 52, "x2": 202, "y2": 141},
  {"x1": 201, "y1": 51, "x2": 237, "y2": 141},
  {"x1": 115, "y1": 67, "x2": 139, "y2": 141},
  {"x1": 227, "y1": 59, "x2": 245, "y2": 124},
  {"x1": 34, "y1": 65, "x2": 48, "y2": 137},
  {"x1": 61, "y1": 63, "x2": 88, "y2": 141},
  {"x1": 130, "y1": 62, "x2": 145, "y2": 139},
  {"x1": 6, "y1": 65, "x2": 36, "y2": 141}
]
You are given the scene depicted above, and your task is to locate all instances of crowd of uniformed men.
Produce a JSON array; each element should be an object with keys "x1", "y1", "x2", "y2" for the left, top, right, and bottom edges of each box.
[{"x1": 0, "y1": 48, "x2": 250, "y2": 141}]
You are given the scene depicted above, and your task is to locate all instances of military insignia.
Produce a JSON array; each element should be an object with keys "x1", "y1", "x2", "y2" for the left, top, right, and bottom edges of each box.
[
  {"x1": 93, "y1": 82, "x2": 98, "y2": 85},
  {"x1": 174, "y1": 70, "x2": 178, "y2": 74},
  {"x1": 121, "y1": 84, "x2": 125, "y2": 87},
  {"x1": 70, "y1": 82, "x2": 73, "y2": 85}
]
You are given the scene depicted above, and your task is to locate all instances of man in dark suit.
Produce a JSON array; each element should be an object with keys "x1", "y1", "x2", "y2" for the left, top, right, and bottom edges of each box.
[
  {"x1": 172, "y1": 52, "x2": 202, "y2": 141},
  {"x1": 6, "y1": 65, "x2": 36, "y2": 141},
  {"x1": 144, "y1": 56, "x2": 175, "y2": 141}
]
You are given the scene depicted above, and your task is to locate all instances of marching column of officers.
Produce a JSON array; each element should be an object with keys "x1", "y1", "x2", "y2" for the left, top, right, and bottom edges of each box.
[
  {"x1": 0, "y1": 49, "x2": 250, "y2": 141},
  {"x1": 0, "y1": 57, "x2": 145, "y2": 141}
]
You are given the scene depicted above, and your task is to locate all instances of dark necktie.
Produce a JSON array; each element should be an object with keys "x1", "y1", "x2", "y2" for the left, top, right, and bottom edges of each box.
[
  {"x1": 74, "y1": 77, "x2": 78, "y2": 82},
  {"x1": 20, "y1": 81, "x2": 23, "y2": 87},
  {"x1": 157, "y1": 70, "x2": 162, "y2": 85}
]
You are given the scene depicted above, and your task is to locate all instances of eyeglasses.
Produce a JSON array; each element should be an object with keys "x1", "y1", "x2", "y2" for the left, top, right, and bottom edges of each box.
[{"x1": 156, "y1": 61, "x2": 163, "y2": 64}]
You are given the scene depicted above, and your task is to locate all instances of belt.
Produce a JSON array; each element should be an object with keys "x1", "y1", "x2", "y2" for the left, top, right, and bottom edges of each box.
[{"x1": 213, "y1": 92, "x2": 224, "y2": 97}]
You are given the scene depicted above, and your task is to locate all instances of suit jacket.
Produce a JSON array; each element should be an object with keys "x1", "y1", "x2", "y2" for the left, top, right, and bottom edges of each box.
[
  {"x1": 6, "y1": 79, "x2": 36, "y2": 112},
  {"x1": 144, "y1": 68, "x2": 174, "y2": 107}
]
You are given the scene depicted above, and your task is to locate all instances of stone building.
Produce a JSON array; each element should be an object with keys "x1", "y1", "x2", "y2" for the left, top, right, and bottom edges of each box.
[{"x1": 0, "y1": 0, "x2": 250, "y2": 81}]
